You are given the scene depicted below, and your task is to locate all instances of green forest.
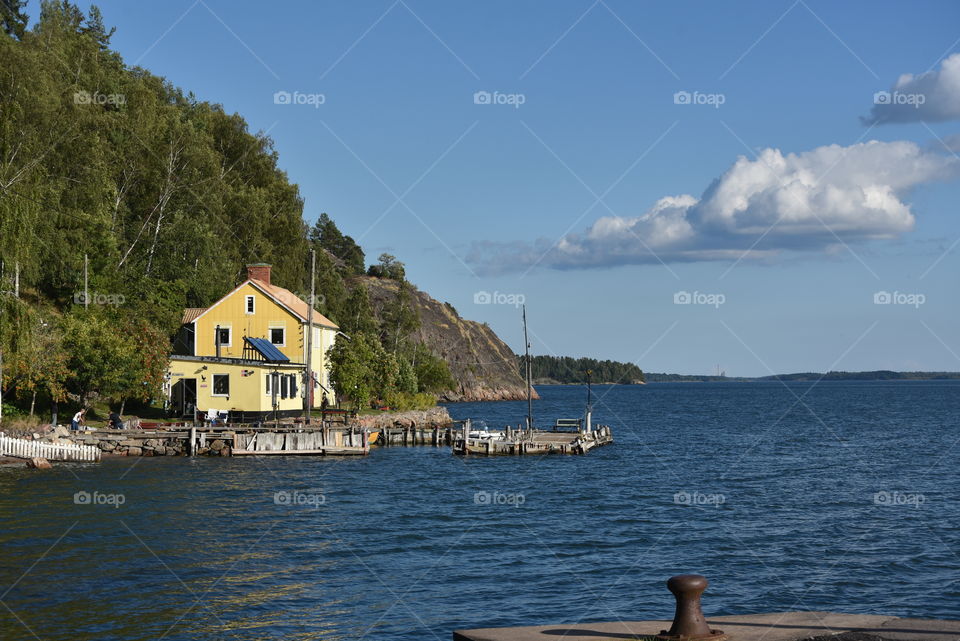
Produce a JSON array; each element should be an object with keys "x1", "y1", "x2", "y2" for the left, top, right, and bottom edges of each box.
[
  {"x1": 0, "y1": 1, "x2": 452, "y2": 423},
  {"x1": 526, "y1": 355, "x2": 645, "y2": 385}
]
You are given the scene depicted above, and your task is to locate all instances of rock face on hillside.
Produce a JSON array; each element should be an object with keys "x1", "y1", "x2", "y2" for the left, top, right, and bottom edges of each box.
[{"x1": 363, "y1": 277, "x2": 538, "y2": 402}]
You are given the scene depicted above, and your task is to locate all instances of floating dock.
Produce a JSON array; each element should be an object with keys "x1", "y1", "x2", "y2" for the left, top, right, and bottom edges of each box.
[{"x1": 452, "y1": 417, "x2": 613, "y2": 456}]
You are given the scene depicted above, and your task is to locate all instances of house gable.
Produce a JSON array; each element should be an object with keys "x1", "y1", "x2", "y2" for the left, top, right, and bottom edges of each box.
[{"x1": 192, "y1": 281, "x2": 304, "y2": 362}]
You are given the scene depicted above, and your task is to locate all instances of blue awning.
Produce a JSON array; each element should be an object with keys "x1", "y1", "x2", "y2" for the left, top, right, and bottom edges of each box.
[{"x1": 243, "y1": 337, "x2": 290, "y2": 363}]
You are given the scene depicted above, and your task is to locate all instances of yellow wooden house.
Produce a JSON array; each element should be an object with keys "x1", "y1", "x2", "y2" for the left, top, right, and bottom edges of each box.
[{"x1": 166, "y1": 264, "x2": 339, "y2": 421}]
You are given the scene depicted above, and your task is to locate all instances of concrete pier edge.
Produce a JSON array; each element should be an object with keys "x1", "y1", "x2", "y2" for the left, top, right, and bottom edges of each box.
[{"x1": 453, "y1": 612, "x2": 960, "y2": 641}]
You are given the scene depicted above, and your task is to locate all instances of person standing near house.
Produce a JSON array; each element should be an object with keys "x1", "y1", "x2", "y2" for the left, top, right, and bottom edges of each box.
[
  {"x1": 108, "y1": 410, "x2": 124, "y2": 430},
  {"x1": 71, "y1": 408, "x2": 86, "y2": 432}
]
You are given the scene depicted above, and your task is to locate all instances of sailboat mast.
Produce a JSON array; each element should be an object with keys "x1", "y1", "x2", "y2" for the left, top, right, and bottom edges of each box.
[{"x1": 523, "y1": 304, "x2": 533, "y2": 431}]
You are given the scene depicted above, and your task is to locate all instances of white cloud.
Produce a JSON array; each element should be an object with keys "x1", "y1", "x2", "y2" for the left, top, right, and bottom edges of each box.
[
  {"x1": 469, "y1": 140, "x2": 958, "y2": 273},
  {"x1": 863, "y1": 53, "x2": 960, "y2": 124}
]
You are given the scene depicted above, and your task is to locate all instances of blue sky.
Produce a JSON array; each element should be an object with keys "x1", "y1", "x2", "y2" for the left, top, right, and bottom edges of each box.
[{"x1": 37, "y1": 0, "x2": 960, "y2": 376}]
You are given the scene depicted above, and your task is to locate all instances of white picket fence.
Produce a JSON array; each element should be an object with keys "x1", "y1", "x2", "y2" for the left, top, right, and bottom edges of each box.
[{"x1": 0, "y1": 433, "x2": 101, "y2": 462}]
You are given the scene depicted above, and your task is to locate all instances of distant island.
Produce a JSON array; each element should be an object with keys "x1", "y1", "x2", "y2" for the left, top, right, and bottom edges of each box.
[
  {"x1": 519, "y1": 358, "x2": 960, "y2": 385},
  {"x1": 645, "y1": 370, "x2": 960, "y2": 382},
  {"x1": 523, "y1": 356, "x2": 645, "y2": 385}
]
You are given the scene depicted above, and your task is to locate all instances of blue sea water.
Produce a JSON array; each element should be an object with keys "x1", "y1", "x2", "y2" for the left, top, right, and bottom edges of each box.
[{"x1": 1, "y1": 382, "x2": 958, "y2": 640}]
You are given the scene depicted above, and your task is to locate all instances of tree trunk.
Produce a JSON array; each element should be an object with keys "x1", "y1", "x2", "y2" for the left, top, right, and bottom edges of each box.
[
  {"x1": 29, "y1": 390, "x2": 36, "y2": 416},
  {"x1": 120, "y1": 397, "x2": 126, "y2": 415}
]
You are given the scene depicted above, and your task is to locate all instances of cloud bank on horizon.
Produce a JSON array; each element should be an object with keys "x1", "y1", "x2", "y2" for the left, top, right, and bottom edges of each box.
[
  {"x1": 468, "y1": 140, "x2": 959, "y2": 274},
  {"x1": 863, "y1": 53, "x2": 960, "y2": 125}
]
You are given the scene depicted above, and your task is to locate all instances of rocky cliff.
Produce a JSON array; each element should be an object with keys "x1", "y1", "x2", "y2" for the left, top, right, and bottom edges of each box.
[{"x1": 362, "y1": 277, "x2": 538, "y2": 402}]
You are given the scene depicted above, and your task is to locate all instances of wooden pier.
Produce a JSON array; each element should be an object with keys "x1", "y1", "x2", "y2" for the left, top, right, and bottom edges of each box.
[
  {"x1": 452, "y1": 419, "x2": 613, "y2": 456},
  {"x1": 67, "y1": 424, "x2": 370, "y2": 457},
  {"x1": 376, "y1": 424, "x2": 458, "y2": 447},
  {"x1": 232, "y1": 426, "x2": 368, "y2": 456}
]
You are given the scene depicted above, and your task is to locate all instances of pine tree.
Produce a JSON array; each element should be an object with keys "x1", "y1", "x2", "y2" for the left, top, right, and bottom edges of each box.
[
  {"x1": 0, "y1": 0, "x2": 28, "y2": 38},
  {"x1": 310, "y1": 213, "x2": 365, "y2": 275}
]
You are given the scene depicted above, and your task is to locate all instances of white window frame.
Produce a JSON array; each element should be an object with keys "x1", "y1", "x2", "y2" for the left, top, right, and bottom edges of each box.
[
  {"x1": 245, "y1": 295, "x2": 255, "y2": 315},
  {"x1": 211, "y1": 373, "x2": 230, "y2": 397},
  {"x1": 215, "y1": 326, "x2": 232, "y2": 348},
  {"x1": 265, "y1": 371, "x2": 275, "y2": 396},
  {"x1": 269, "y1": 326, "x2": 286, "y2": 347}
]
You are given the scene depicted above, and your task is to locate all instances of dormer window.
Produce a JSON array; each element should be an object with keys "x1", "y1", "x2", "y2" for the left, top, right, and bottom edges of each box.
[{"x1": 245, "y1": 295, "x2": 255, "y2": 314}]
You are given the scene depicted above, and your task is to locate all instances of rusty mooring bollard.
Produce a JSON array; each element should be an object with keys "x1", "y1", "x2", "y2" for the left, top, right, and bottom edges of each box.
[{"x1": 656, "y1": 574, "x2": 728, "y2": 641}]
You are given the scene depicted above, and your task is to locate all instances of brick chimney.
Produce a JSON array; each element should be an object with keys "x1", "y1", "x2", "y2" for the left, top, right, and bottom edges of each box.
[{"x1": 246, "y1": 263, "x2": 272, "y2": 285}]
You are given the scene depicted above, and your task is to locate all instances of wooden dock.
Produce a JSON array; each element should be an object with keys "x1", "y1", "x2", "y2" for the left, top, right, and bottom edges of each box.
[
  {"x1": 452, "y1": 420, "x2": 613, "y2": 456},
  {"x1": 66, "y1": 424, "x2": 370, "y2": 457},
  {"x1": 376, "y1": 425, "x2": 457, "y2": 447},
  {"x1": 232, "y1": 427, "x2": 368, "y2": 456}
]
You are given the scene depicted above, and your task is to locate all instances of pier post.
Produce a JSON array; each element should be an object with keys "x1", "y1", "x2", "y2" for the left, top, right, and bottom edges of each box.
[
  {"x1": 657, "y1": 575, "x2": 727, "y2": 641},
  {"x1": 189, "y1": 426, "x2": 196, "y2": 456}
]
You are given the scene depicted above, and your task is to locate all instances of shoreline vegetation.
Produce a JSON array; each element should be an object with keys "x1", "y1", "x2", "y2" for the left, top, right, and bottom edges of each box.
[
  {"x1": 0, "y1": 3, "x2": 531, "y2": 427},
  {"x1": 522, "y1": 355, "x2": 960, "y2": 385}
]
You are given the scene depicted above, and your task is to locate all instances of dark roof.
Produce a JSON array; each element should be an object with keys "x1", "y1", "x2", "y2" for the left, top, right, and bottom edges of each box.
[{"x1": 244, "y1": 337, "x2": 290, "y2": 363}]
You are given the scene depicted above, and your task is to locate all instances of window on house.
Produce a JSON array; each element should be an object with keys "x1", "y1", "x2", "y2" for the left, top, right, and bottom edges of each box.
[
  {"x1": 265, "y1": 372, "x2": 273, "y2": 396},
  {"x1": 212, "y1": 374, "x2": 230, "y2": 396},
  {"x1": 216, "y1": 327, "x2": 231, "y2": 347},
  {"x1": 270, "y1": 327, "x2": 285, "y2": 346},
  {"x1": 245, "y1": 295, "x2": 255, "y2": 314},
  {"x1": 280, "y1": 375, "x2": 289, "y2": 399}
]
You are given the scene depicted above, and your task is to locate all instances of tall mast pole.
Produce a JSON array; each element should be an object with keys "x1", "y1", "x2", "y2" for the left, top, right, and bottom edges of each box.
[
  {"x1": 585, "y1": 369, "x2": 592, "y2": 412},
  {"x1": 83, "y1": 254, "x2": 89, "y2": 310},
  {"x1": 305, "y1": 249, "x2": 315, "y2": 424},
  {"x1": 523, "y1": 304, "x2": 533, "y2": 432}
]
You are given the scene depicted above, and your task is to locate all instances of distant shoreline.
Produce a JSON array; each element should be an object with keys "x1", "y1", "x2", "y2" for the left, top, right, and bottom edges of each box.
[{"x1": 533, "y1": 371, "x2": 960, "y2": 385}]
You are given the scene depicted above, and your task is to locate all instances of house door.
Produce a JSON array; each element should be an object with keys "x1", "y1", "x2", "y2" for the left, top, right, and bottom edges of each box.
[{"x1": 180, "y1": 378, "x2": 197, "y2": 418}]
